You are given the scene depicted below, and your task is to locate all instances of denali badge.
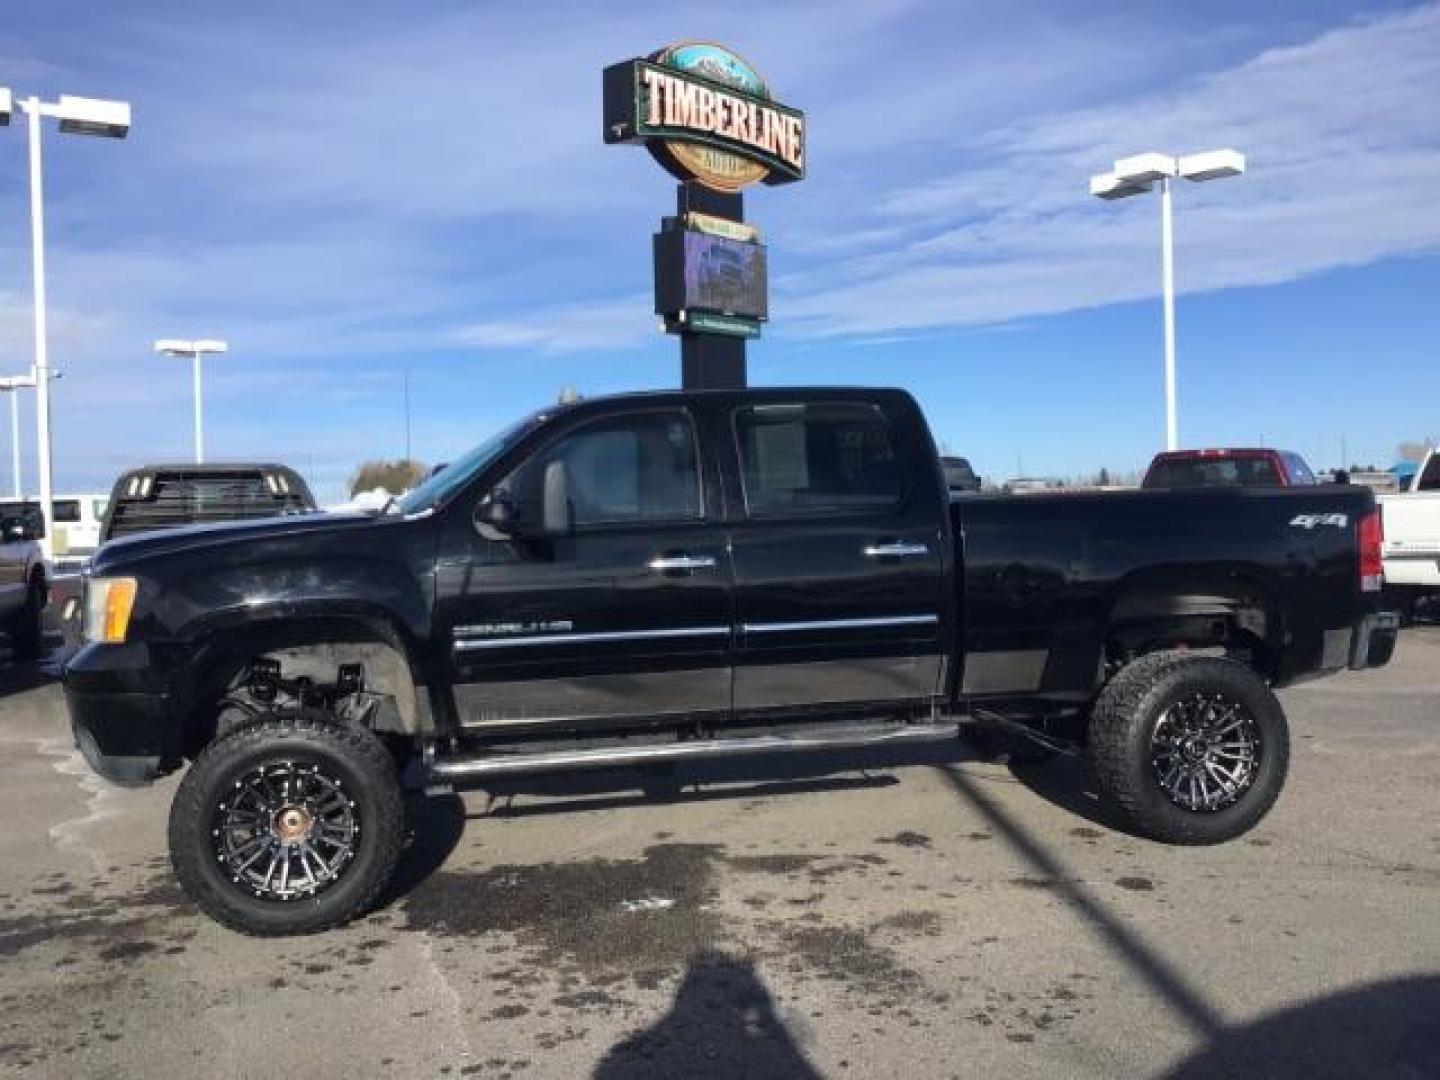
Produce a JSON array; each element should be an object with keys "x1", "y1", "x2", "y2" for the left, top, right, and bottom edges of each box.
[
  {"x1": 454, "y1": 620, "x2": 575, "y2": 638},
  {"x1": 1289, "y1": 513, "x2": 1348, "y2": 529}
]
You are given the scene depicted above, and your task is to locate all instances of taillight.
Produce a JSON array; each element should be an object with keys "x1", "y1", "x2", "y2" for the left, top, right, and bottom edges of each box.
[{"x1": 1358, "y1": 508, "x2": 1383, "y2": 593}]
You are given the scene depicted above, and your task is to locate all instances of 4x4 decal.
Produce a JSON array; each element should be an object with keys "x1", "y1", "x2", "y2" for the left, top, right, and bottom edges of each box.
[{"x1": 1289, "y1": 513, "x2": 1348, "y2": 529}]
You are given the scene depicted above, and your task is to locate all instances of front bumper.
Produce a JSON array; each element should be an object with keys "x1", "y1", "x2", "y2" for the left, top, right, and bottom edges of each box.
[
  {"x1": 1349, "y1": 611, "x2": 1401, "y2": 670},
  {"x1": 64, "y1": 642, "x2": 177, "y2": 787}
]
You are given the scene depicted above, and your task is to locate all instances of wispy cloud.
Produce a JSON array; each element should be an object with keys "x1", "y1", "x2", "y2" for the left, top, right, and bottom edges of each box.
[{"x1": 780, "y1": 4, "x2": 1440, "y2": 336}]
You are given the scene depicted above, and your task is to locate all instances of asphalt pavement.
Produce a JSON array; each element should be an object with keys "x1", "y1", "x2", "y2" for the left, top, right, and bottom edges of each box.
[{"x1": 0, "y1": 629, "x2": 1436, "y2": 1079}]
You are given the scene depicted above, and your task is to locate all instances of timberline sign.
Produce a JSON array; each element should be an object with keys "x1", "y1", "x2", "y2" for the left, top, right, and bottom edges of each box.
[{"x1": 604, "y1": 41, "x2": 805, "y2": 192}]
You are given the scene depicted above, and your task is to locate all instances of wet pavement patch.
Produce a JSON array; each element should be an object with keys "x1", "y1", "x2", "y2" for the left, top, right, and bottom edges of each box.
[
  {"x1": 0, "y1": 870, "x2": 198, "y2": 962},
  {"x1": 1114, "y1": 876, "x2": 1155, "y2": 892},
  {"x1": 767, "y1": 922, "x2": 923, "y2": 1000},
  {"x1": 399, "y1": 843, "x2": 728, "y2": 981},
  {"x1": 875, "y1": 831, "x2": 933, "y2": 849}
]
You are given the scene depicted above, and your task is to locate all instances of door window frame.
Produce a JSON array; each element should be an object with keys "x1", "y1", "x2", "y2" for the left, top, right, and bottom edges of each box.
[
  {"x1": 729, "y1": 400, "x2": 909, "y2": 520},
  {"x1": 493, "y1": 406, "x2": 709, "y2": 534}
]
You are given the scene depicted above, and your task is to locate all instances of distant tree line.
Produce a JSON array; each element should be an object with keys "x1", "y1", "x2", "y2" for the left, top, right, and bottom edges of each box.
[{"x1": 349, "y1": 459, "x2": 429, "y2": 497}]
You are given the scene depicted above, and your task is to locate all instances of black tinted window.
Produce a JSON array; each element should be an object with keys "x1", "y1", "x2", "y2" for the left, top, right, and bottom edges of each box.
[
  {"x1": 504, "y1": 411, "x2": 700, "y2": 528},
  {"x1": 735, "y1": 402, "x2": 902, "y2": 514},
  {"x1": 51, "y1": 500, "x2": 81, "y2": 522},
  {"x1": 1146, "y1": 456, "x2": 1282, "y2": 488},
  {"x1": 1283, "y1": 454, "x2": 1317, "y2": 485},
  {"x1": 1418, "y1": 454, "x2": 1440, "y2": 492}
]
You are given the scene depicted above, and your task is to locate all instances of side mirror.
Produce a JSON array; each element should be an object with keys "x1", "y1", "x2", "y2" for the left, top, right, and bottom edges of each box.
[
  {"x1": 474, "y1": 493, "x2": 519, "y2": 541},
  {"x1": 2, "y1": 521, "x2": 23, "y2": 542},
  {"x1": 542, "y1": 460, "x2": 571, "y2": 534}
]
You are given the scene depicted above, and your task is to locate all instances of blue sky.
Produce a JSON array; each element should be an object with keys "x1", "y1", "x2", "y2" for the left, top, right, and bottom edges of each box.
[{"x1": 3, "y1": 0, "x2": 1438, "y2": 501}]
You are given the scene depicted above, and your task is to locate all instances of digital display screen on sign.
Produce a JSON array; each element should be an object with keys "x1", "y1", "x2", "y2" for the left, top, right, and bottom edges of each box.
[{"x1": 654, "y1": 228, "x2": 768, "y2": 322}]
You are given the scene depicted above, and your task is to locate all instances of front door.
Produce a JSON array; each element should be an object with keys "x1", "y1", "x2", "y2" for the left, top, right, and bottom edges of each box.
[
  {"x1": 727, "y1": 398, "x2": 949, "y2": 712},
  {"x1": 435, "y1": 406, "x2": 732, "y2": 731}
]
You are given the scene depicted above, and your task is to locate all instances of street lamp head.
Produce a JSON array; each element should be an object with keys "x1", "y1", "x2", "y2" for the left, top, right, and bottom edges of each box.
[
  {"x1": 54, "y1": 95, "x2": 131, "y2": 139},
  {"x1": 1112, "y1": 152, "x2": 1178, "y2": 186},
  {"x1": 0, "y1": 87, "x2": 12, "y2": 126},
  {"x1": 1178, "y1": 148, "x2": 1246, "y2": 182},
  {"x1": 155, "y1": 338, "x2": 228, "y2": 357},
  {"x1": 1089, "y1": 171, "x2": 1152, "y2": 200}
]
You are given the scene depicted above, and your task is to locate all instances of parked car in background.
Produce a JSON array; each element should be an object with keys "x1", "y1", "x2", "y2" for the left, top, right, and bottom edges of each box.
[
  {"x1": 0, "y1": 507, "x2": 46, "y2": 657},
  {"x1": 940, "y1": 455, "x2": 981, "y2": 493},
  {"x1": 50, "y1": 494, "x2": 108, "y2": 572},
  {"x1": 0, "y1": 496, "x2": 108, "y2": 573},
  {"x1": 1379, "y1": 448, "x2": 1440, "y2": 619},
  {"x1": 53, "y1": 464, "x2": 317, "y2": 644},
  {"x1": 1142, "y1": 448, "x2": 1317, "y2": 489}
]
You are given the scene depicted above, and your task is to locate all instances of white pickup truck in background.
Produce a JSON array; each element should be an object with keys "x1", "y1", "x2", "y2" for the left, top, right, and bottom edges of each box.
[{"x1": 1380, "y1": 448, "x2": 1440, "y2": 619}]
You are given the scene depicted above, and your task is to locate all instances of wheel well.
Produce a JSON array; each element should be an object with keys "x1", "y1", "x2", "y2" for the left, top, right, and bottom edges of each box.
[
  {"x1": 183, "y1": 617, "x2": 431, "y2": 757},
  {"x1": 1105, "y1": 577, "x2": 1280, "y2": 681}
]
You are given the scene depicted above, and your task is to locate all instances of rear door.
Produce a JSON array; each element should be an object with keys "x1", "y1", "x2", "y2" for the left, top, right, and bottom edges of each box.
[
  {"x1": 726, "y1": 396, "x2": 949, "y2": 713},
  {"x1": 435, "y1": 404, "x2": 734, "y2": 730}
]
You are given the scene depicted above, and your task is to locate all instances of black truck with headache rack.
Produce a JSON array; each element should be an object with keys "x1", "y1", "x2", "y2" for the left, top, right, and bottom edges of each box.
[{"x1": 63, "y1": 388, "x2": 1398, "y2": 934}]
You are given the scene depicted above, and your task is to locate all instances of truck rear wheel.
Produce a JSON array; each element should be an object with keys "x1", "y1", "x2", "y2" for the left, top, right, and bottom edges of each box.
[
  {"x1": 169, "y1": 711, "x2": 405, "y2": 935},
  {"x1": 1089, "y1": 652, "x2": 1289, "y2": 844}
]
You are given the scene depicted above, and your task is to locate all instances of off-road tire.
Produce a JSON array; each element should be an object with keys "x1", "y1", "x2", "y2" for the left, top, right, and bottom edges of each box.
[
  {"x1": 6, "y1": 573, "x2": 45, "y2": 660},
  {"x1": 169, "y1": 712, "x2": 405, "y2": 935},
  {"x1": 1089, "y1": 651, "x2": 1289, "y2": 844}
]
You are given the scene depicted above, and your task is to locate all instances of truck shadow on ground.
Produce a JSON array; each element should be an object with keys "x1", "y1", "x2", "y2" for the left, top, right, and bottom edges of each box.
[
  {"x1": 375, "y1": 741, "x2": 1152, "y2": 912},
  {"x1": 1004, "y1": 753, "x2": 1137, "y2": 833}
]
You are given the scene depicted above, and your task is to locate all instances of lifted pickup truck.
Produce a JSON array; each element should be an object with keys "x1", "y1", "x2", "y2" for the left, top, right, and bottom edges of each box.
[{"x1": 64, "y1": 388, "x2": 1397, "y2": 934}]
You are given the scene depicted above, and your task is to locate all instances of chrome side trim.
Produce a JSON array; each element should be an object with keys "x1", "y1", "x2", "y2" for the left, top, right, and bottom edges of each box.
[
  {"x1": 741, "y1": 614, "x2": 939, "y2": 635},
  {"x1": 862, "y1": 542, "x2": 930, "y2": 558},
  {"x1": 454, "y1": 625, "x2": 729, "y2": 651},
  {"x1": 648, "y1": 555, "x2": 717, "y2": 572},
  {"x1": 961, "y1": 649, "x2": 1048, "y2": 695}
]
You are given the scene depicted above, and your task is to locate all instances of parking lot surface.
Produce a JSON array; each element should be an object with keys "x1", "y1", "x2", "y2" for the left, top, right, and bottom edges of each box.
[{"x1": 1, "y1": 631, "x2": 1436, "y2": 1079}]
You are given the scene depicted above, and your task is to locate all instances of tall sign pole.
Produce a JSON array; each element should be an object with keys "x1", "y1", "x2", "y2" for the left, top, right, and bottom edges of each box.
[{"x1": 604, "y1": 41, "x2": 805, "y2": 390}]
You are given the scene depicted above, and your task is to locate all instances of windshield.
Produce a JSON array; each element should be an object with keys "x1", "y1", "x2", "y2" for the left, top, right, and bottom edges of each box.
[{"x1": 393, "y1": 412, "x2": 544, "y2": 515}]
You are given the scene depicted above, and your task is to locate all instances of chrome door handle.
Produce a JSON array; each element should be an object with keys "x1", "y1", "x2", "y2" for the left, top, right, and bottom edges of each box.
[
  {"x1": 648, "y1": 554, "x2": 717, "y2": 573},
  {"x1": 863, "y1": 542, "x2": 930, "y2": 558}
]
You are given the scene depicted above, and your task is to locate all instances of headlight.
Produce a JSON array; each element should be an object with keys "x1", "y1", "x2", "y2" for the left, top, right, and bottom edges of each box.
[{"x1": 84, "y1": 576, "x2": 138, "y2": 644}]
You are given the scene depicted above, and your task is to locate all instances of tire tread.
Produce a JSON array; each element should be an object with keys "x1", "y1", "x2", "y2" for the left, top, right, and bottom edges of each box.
[
  {"x1": 1090, "y1": 651, "x2": 1288, "y2": 845},
  {"x1": 169, "y1": 712, "x2": 404, "y2": 936}
]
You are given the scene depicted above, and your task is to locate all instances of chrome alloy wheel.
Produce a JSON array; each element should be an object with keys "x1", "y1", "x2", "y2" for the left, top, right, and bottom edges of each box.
[
  {"x1": 211, "y1": 761, "x2": 360, "y2": 900},
  {"x1": 1150, "y1": 691, "x2": 1262, "y2": 812}
]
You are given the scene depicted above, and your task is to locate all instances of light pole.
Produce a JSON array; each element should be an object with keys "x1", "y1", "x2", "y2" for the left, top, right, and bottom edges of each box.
[
  {"x1": 2, "y1": 89, "x2": 131, "y2": 557},
  {"x1": 154, "y1": 339, "x2": 228, "y2": 463},
  {"x1": 1090, "y1": 149, "x2": 1245, "y2": 451},
  {"x1": 0, "y1": 374, "x2": 36, "y2": 499}
]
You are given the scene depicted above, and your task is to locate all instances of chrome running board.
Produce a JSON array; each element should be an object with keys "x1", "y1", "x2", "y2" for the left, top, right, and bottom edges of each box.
[{"x1": 429, "y1": 722, "x2": 960, "y2": 782}]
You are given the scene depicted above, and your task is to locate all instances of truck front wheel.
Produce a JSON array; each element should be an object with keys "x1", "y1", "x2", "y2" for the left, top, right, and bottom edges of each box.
[
  {"x1": 1089, "y1": 652, "x2": 1289, "y2": 844},
  {"x1": 169, "y1": 711, "x2": 405, "y2": 935}
]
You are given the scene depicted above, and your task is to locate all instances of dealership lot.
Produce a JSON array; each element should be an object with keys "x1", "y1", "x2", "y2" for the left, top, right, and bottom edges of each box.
[{"x1": 0, "y1": 631, "x2": 1434, "y2": 1079}]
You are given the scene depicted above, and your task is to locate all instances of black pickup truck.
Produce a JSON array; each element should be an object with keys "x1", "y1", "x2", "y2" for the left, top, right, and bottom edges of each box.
[{"x1": 64, "y1": 388, "x2": 1397, "y2": 934}]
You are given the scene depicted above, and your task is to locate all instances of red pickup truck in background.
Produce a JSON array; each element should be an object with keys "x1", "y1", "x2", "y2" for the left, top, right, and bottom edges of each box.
[{"x1": 1142, "y1": 448, "x2": 1318, "y2": 489}]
